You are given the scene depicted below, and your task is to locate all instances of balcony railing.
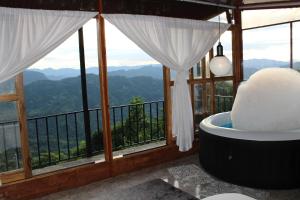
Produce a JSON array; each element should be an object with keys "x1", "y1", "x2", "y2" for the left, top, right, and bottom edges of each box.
[
  {"x1": 0, "y1": 100, "x2": 165, "y2": 172},
  {"x1": 0, "y1": 96, "x2": 234, "y2": 173}
]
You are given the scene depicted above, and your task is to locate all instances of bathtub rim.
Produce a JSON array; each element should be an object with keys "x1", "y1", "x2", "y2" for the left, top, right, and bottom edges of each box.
[{"x1": 200, "y1": 112, "x2": 300, "y2": 141}]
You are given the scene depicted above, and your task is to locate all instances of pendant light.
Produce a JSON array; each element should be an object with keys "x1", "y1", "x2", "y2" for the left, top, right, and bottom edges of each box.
[{"x1": 209, "y1": 15, "x2": 232, "y2": 76}]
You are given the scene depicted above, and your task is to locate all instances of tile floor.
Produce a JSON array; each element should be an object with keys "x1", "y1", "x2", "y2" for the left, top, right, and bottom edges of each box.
[{"x1": 35, "y1": 154, "x2": 300, "y2": 200}]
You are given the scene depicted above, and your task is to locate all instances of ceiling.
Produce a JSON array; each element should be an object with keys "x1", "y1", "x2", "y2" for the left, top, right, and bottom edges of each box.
[
  {"x1": 243, "y1": 0, "x2": 291, "y2": 4},
  {"x1": 0, "y1": 0, "x2": 98, "y2": 11}
]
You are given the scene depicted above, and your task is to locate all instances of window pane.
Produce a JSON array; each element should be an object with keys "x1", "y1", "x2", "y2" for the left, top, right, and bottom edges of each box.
[
  {"x1": 193, "y1": 62, "x2": 202, "y2": 79},
  {"x1": 0, "y1": 77, "x2": 16, "y2": 95},
  {"x1": 205, "y1": 54, "x2": 211, "y2": 78},
  {"x1": 194, "y1": 83, "x2": 211, "y2": 133},
  {"x1": 105, "y1": 20, "x2": 166, "y2": 157},
  {"x1": 215, "y1": 81, "x2": 234, "y2": 113},
  {"x1": 243, "y1": 24, "x2": 290, "y2": 79},
  {"x1": 25, "y1": 20, "x2": 105, "y2": 175},
  {"x1": 293, "y1": 22, "x2": 300, "y2": 69},
  {"x1": 0, "y1": 101, "x2": 22, "y2": 173},
  {"x1": 83, "y1": 19, "x2": 104, "y2": 158}
]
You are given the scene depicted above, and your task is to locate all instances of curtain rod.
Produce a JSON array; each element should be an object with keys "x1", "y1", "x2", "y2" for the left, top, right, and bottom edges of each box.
[{"x1": 178, "y1": 0, "x2": 236, "y2": 9}]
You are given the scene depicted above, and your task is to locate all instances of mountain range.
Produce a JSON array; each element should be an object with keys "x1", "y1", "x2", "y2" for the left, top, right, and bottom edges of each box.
[
  {"x1": 26, "y1": 59, "x2": 300, "y2": 83},
  {"x1": 31, "y1": 64, "x2": 162, "y2": 80},
  {"x1": 15, "y1": 58, "x2": 300, "y2": 118}
]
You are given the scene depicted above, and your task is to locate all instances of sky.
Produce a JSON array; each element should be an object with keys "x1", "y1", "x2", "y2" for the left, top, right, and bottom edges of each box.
[{"x1": 30, "y1": 11, "x2": 300, "y2": 70}]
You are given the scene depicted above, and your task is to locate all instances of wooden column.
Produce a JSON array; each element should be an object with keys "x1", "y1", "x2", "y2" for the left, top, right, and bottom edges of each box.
[
  {"x1": 15, "y1": 74, "x2": 32, "y2": 178},
  {"x1": 78, "y1": 28, "x2": 93, "y2": 157},
  {"x1": 201, "y1": 57, "x2": 208, "y2": 114},
  {"x1": 209, "y1": 49, "x2": 216, "y2": 114},
  {"x1": 97, "y1": 1, "x2": 113, "y2": 163},
  {"x1": 163, "y1": 66, "x2": 173, "y2": 145},
  {"x1": 290, "y1": 22, "x2": 293, "y2": 69},
  {"x1": 189, "y1": 68, "x2": 195, "y2": 130},
  {"x1": 232, "y1": 8, "x2": 243, "y2": 96}
]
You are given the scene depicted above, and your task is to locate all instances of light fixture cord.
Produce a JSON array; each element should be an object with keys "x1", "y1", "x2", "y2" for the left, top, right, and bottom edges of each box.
[
  {"x1": 218, "y1": 15, "x2": 221, "y2": 43},
  {"x1": 218, "y1": 0, "x2": 221, "y2": 44}
]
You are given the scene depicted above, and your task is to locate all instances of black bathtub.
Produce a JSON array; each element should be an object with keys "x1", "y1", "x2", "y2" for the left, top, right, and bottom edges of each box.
[{"x1": 199, "y1": 112, "x2": 300, "y2": 189}]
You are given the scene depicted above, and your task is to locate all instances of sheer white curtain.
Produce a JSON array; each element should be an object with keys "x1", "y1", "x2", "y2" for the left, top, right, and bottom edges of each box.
[
  {"x1": 104, "y1": 14, "x2": 229, "y2": 151},
  {"x1": 0, "y1": 7, "x2": 97, "y2": 83}
]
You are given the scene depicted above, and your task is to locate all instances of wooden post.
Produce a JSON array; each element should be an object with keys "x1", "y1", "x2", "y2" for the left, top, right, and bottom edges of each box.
[
  {"x1": 97, "y1": 0, "x2": 113, "y2": 163},
  {"x1": 290, "y1": 22, "x2": 293, "y2": 69},
  {"x1": 163, "y1": 66, "x2": 173, "y2": 145},
  {"x1": 209, "y1": 49, "x2": 216, "y2": 114},
  {"x1": 189, "y1": 68, "x2": 195, "y2": 130},
  {"x1": 201, "y1": 57, "x2": 208, "y2": 114},
  {"x1": 78, "y1": 28, "x2": 93, "y2": 157},
  {"x1": 15, "y1": 74, "x2": 32, "y2": 178},
  {"x1": 232, "y1": 8, "x2": 243, "y2": 96}
]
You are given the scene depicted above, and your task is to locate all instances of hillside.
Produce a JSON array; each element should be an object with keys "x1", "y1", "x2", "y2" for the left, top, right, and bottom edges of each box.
[
  {"x1": 22, "y1": 58, "x2": 300, "y2": 116},
  {"x1": 24, "y1": 74, "x2": 163, "y2": 117},
  {"x1": 243, "y1": 59, "x2": 288, "y2": 69},
  {"x1": 23, "y1": 71, "x2": 48, "y2": 85},
  {"x1": 32, "y1": 64, "x2": 161, "y2": 80}
]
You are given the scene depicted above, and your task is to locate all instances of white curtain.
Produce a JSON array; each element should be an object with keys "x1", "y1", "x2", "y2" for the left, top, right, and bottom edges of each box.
[
  {"x1": 0, "y1": 7, "x2": 97, "y2": 83},
  {"x1": 103, "y1": 14, "x2": 229, "y2": 151}
]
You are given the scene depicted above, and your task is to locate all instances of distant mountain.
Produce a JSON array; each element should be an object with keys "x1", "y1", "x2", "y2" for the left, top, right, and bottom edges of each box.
[
  {"x1": 109, "y1": 66, "x2": 163, "y2": 79},
  {"x1": 23, "y1": 71, "x2": 48, "y2": 85},
  {"x1": 30, "y1": 59, "x2": 292, "y2": 81},
  {"x1": 243, "y1": 59, "x2": 288, "y2": 69},
  {"x1": 24, "y1": 74, "x2": 163, "y2": 117},
  {"x1": 243, "y1": 59, "x2": 291, "y2": 79},
  {"x1": 31, "y1": 64, "x2": 162, "y2": 80},
  {"x1": 32, "y1": 68, "x2": 80, "y2": 80}
]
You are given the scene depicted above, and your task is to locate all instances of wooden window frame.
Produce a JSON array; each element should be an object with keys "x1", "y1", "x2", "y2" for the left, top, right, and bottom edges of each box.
[{"x1": 0, "y1": 74, "x2": 32, "y2": 184}]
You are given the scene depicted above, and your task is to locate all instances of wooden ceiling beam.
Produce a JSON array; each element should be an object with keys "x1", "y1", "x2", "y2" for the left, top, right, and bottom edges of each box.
[{"x1": 103, "y1": 0, "x2": 228, "y2": 20}]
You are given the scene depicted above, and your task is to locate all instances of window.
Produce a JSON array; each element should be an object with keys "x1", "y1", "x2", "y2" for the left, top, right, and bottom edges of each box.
[
  {"x1": 293, "y1": 22, "x2": 300, "y2": 69},
  {"x1": 0, "y1": 76, "x2": 30, "y2": 184},
  {"x1": 243, "y1": 24, "x2": 290, "y2": 79},
  {"x1": 25, "y1": 19, "x2": 105, "y2": 175},
  {"x1": 105, "y1": 20, "x2": 166, "y2": 157}
]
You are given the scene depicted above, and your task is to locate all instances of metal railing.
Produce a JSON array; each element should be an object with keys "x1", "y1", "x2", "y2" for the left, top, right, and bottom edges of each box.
[
  {"x1": 0, "y1": 100, "x2": 165, "y2": 172},
  {"x1": 0, "y1": 96, "x2": 233, "y2": 173}
]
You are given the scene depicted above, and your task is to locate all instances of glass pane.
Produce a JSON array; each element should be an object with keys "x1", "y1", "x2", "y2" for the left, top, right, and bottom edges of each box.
[
  {"x1": 105, "y1": 19, "x2": 166, "y2": 158},
  {"x1": 83, "y1": 19, "x2": 104, "y2": 158},
  {"x1": 205, "y1": 54, "x2": 211, "y2": 78},
  {"x1": 293, "y1": 22, "x2": 300, "y2": 69},
  {"x1": 0, "y1": 101, "x2": 22, "y2": 173},
  {"x1": 194, "y1": 83, "x2": 211, "y2": 132},
  {"x1": 215, "y1": 81, "x2": 234, "y2": 113},
  {"x1": 25, "y1": 19, "x2": 105, "y2": 175},
  {"x1": 193, "y1": 62, "x2": 202, "y2": 79},
  {"x1": 243, "y1": 24, "x2": 290, "y2": 80},
  {"x1": 0, "y1": 77, "x2": 16, "y2": 95}
]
